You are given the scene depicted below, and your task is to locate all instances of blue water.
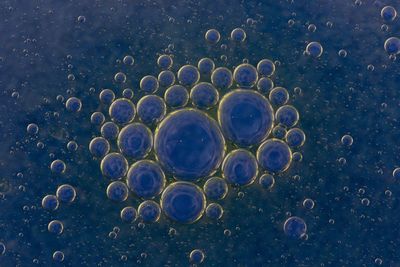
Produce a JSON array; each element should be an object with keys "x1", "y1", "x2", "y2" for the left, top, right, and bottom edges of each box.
[{"x1": 1, "y1": 0, "x2": 400, "y2": 266}]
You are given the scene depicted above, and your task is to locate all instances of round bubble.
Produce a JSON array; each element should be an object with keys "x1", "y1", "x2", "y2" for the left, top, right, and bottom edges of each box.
[
  {"x1": 164, "y1": 85, "x2": 189, "y2": 108},
  {"x1": 341, "y1": 134, "x2": 353, "y2": 146},
  {"x1": 161, "y1": 182, "x2": 206, "y2": 224},
  {"x1": 53, "y1": 251, "x2": 64, "y2": 262},
  {"x1": 154, "y1": 109, "x2": 225, "y2": 181},
  {"x1": 231, "y1": 28, "x2": 246, "y2": 42},
  {"x1": 381, "y1": 6, "x2": 397, "y2": 22},
  {"x1": 233, "y1": 64, "x2": 258, "y2": 88},
  {"x1": 114, "y1": 72, "x2": 127, "y2": 83},
  {"x1": 106, "y1": 181, "x2": 129, "y2": 202},
  {"x1": 89, "y1": 137, "x2": 110, "y2": 158},
  {"x1": 285, "y1": 128, "x2": 306, "y2": 147},
  {"x1": 127, "y1": 160, "x2": 166, "y2": 199},
  {"x1": 56, "y1": 184, "x2": 76, "y2": 203},
  {"x1": 100, "y1": 153, "x2": 128, "y2": 180},
  {"x1": 48, "y1": 220, "x2": 64, "y2": 235},
  {"x1": 257, "y1": 59, "x2": 275, "y2": 77},
  {"x1": 123, "y1": 55, "x2": 134, "y2": 66},
  {"x1": 101, "y1": 122, "x2": 119, "y2": 140},
  {"x1": 203, "y1": 177, "x2": 228, "y2": 200},
  {"x1": 392, "y1": 168, "x2": 400, "y2": 179},
  {"x1": 275, "y1": 105, "x2": 299, "y2": 128},
  {"x1": 211, "y1": 67, "x2": 233, "y2": 90},
  {"x1": 283, "y1": 216, "x2": 307, "y2": 239},
  {"x1": 109, "y1": 98, "x2": 136, "y2": 125},
  {"x1": 384, "y1": 37, "x2": 400, "y2": 55},
  {"x1": 158, "y1": 70, "x2": 175, "y2": 87},
  {"x1": 259, "y1": 174, "x2": 275, "y2": 189},
  {"x1": 198, "y1": 58, "x2": 215, "y2": 75},
  {"x1": 67, "y1": 140, "x2": 78, "y2": 151},
  {"x1": 177, "y1": 65, "x2": 200, "y2": 87},
  {"x1": 257, "y1": 77, "x2": 274, "y2": 93},
  {"x1": 118, "y1": 123, "x2": 153, "y2": 159},
  {"x1": 0, "y1": 242, "x2": 5, "y2": 256},
  {"x1": 138, "y1": 200, "x2": 161, "y2": 223},
  {"x1": 140, "y1": 75, "x2": 159, "y2": 94},
  {"x1": 190, "y1": 249, "x2": 205, "y2": 264},
  {"x1": 137, "y1": 95, "x2": 166, "y2": 125},
  {"x1": 272, "y1": 125, "x2": 287, "y2": 139},
  {"x1": 190, "y1": 82, "x2": 219, "y2": 109},
  {"x1": 122, "y1": 88, "x2": 134, "y2": 99},
  {"x1": 27, "y1": 123, "x2": 39, "y2": 135},
  {"x1": 292, "y1": 152, "x2": 303, "y2": 162},
  {"x1": 303, "y1": 198, "x2": 315, "y2": 209},
  {"x1": 257, "y1": 139, "x2": 292, "y2": 173},
  {"x1": 120, "y1": 206, "x2": 138, "y2": 223},
  {"x1": 157, "y1": 55, "x2": 173, "y2": 69},
  {"x1": 306, "y1": 42, "x2": 323, "y2": 57},
  {"x1": 218, "y1": 89, "x2": 274, "y2": 147},
  {"x1": 269, "y1": 87, "x2": 289, "y2": 106},
  {"x1": 205, "y1": 203, "x2": 224, "y2": 220},
  {"x1": 90, "y1": 112, "x2": 105, "y2": 125},
  {"x1": 205, "y1": 29, "x2": 220, "y2": 44},
  {"x1": 222, "y1": 149, "x2": 258, "y2": 186},
  {"x1": 42, "y1": 195, "x2": 59, "y2": 211},
  {"x1": 50, "y1": 159, "x2": 66, "y2": 174},
  {"x1": 99, "y1": 89, "x2": 115, "y2": 105},
  {"x1": 65, "y1": 97, "x2": 82, "y2": 112}
]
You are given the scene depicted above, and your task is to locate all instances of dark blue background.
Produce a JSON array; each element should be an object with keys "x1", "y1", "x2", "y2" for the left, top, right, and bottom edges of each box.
[{"x1": 0, "y1": 0, "x2": 400, "y2": 266}]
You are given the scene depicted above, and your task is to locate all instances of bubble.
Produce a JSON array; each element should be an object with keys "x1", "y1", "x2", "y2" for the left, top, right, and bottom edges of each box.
[
  {"x1": 259, "y1": 174, "x2": 275, "y2": 189},
  {"x1": 302, "y1": 198, "x2": 315, "y2": 209},
  {"x1": 120, "y1": 206, "x2": 138, "y2": 223},
  {"x1": 230, "y1": 28, "x2": 246, "y2": 42},
  {"x1": 67, "y1": 141, "x2": 78, "y2": 151},
  {"x1": 122, "y1": 88, "x2": 134, "y2": 99},
  {"x1": 56, "y1": 184, "x2": 76, "y2": 203},
  {"x1": 205, "y1": 203, "x2": 224, "y2": 220},
  {"x1": 158, "y1": 70, "x2": 175, "y2": 87},
  {"x1": 257, "y1": 77, "x2": 274, "y2": 93},
  {"x1": 222, "y1": 149, "x2": 258, "y2": 186},
  {"x1": 285, "y1": 128, "x2": 306, "y2": 147},
  {"x1": 140, "y1": 75, "x2": 159, "y2": 94},
  {"x1": 123, "y1": 55, "x2": 134, "y2": 66},
  {"x1": 211, "y1": 67, "x2": 233, "y2": 90},
  {"x1": 77, "y1": 15, "x2": 86, "y2": 23},
  {"x1": 106, "y1": 181, "x2": 129, "y2": 202},
  {"x1": 381, "y1": 6, "x2": 397, "y2": 22},
  {"x1": 89, "y1": 137, "x2": 110, "y2": 158},
  {"x1": 50, "y1": 159, "x2": 66, "y2": 174},
  {"x1": 127, "y1": 160, "x2": 166, "y2": 199},
  {"x1": 48, "y1": 220, "x2": 64, "y2": 235},
  {"x1": 272, "y1": 125, "x2": 287, "y2": 139},
  {"x1": 257, "y1": 139, "x2": 292, "y2": 173},
  {"x1": 308, "y1": 24, "x2": 316, "y2": 32},
  {"x1": 138, "y1": 200, "x2": 161, "y2": 223},
  {"x1": 341, "y1": 134, "x2": 353, "y2": 146},
  {"x1": 137, "y1": 95, "x2": 166, "y2": 125},
  {"x1": 198, "y1": 58, "x2": 215, "y2": 75},
  {"x1": 101, "y1": 122, "x2": 119, "y2": 140},
  {"x1": 305, "y1": 41, "x2": 323, "y2": 57},
  {"x1": 361, "y1": 198, "x2": 370, "y2": 206},
  {"x1": 26, "y1": 123, "x2": 39, "y2": 135},
  {"x1": 375, "y1": 258, "x2": 383, "y2": 265},
  {"x1": 0, "y1": 243, "x2": 4, "y2": 256},
  {"x1": 90, "y1": 112, "x2": 105, "y2": 125},
  {"x1": 109, "y1": 98, "x2": 136, "y2": 125},
  {"x1": 203, "y1": 176, "x2": 228, "y2": 200},
  {"x1": 67, "y1": 74, "x2": 75, "y2": 81},
  {"x1": 292, "y1": 152, "x2": 303, "y2": 162},
  {"x1": 283, "y1": 216, "x2": 307, "y2": 239},
  {"x1": 161, "y1": 181, "x2": 206, "y2": 223},
  {"x1": 218, "y1": 89, "x2": 274, "y2": 147},
  {"x1": 114, "y1": 72, "x2": 127, "y2": 83},
  {"x1": 157, "y1": 55, "x2": 173, "y2": 70},
  {"x1": 275, "y1": 105, "x2": 299, "y2": 128},
  {"x1": 269, "y1": 87, "x2": 289, "y2": 106},
  {"x1": 52, "y1": 251, "x2": 64, "y2": 262},
  {"x1": 41, "y1": 195, "x2": 59, "y2": 211},
  {"x1": 392, "y1": 167, "x2": 400, "y2": 179},
  {"x1": 338, "y1": 49, "x2": 348, "y2": 57},
  {"x1": 65, "y1": 97, "x2": 82, "y2": 112},
  {"x1": 99, "y1": 89, "x2": 115, "y2": 105},
  {"x1": 257, "y1": 59, "x2": 275, "y2": 77},
  {"x1": 100, "y1": 153, "x2": 128, "y2": 180},
  {"x1": 190, "y1": 82, "x2": 219, "y2": 109},
  {"x1": 154, "y1": 109, "x2": 225, "y2": 181},
  {"x1": 118, "y1": 123, "x2": 153, "y2": 159},
  {"x1": 164, "y1": 85, "x2": 189, "y2": 108},
  {"x1": 177, "y1": 65, "x2": 200, "y2": 87},
  {"x1": 233, "y1": 64, "x2": 258, "y2": 88},
  {"x1": 205, "y1": 29, "x2": 221, "y2": 44}
]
